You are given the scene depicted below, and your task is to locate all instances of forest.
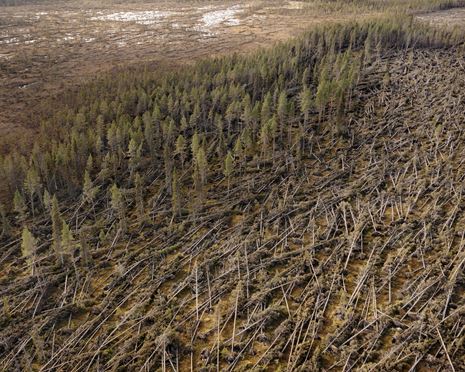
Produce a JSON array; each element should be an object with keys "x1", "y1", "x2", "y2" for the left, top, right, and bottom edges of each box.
[{"x1": 1, "y1": 0, "x2": 465, "y2": 371}]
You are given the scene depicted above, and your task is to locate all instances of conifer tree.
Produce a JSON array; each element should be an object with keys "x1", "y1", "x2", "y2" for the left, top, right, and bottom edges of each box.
[
  {"x1": 95, "y1": 135, "x2": 103, "y2": 159},
  {"x1": 300, "y1": 87, "x2": 313, "y2": 126},
  {"x1": 180, "y1": 116, "x2": 188, "y2": 133},
  {"x1": 224, "y1": 151, "x2": 234, "y2": 194},
  {"x1": 164, "y1": 143, "x2": 174, "y2": 192},
  {"x1": 134, "y1": 173, "x2": 145, "y2": 221},
  {"x1": 13, "y1": 190, "x2": 27, "y2": 223},
  {"x1": 189, "y1": 104, "x2": 201, "y2": 128},
  {"x1": 43, "y1": 189, "x2": 51, "y2": 213},
  {"x1": 79, "y1": 228, "x2": 92, "y2": 269},
  {"x1": 191, "y1": 131, "x2": 200, "y2": 160},
  {"x1": 175, "y1": 134, "x2": 186, "y2": 169},
  {"x1": 269, "y1": 115, "x2": 278, "y2": 159},
  {"x1": 61, "y1": 221, "x2": 75, "y2": 266},
  {"x1": 98, "y1": 152, "x2": 112, "y2": 180},
  {"x1": 196, "y1": 147, "x2": 208, "y2": 187},
  {"x1": 142, "y1": 111, "x2": 154, "y2": 151},
  {"x1": 110, "y1": 184, "x2": 126, "y2": 234},
  {"x1": 51, "y1": 195, "x2": 63, "y2": 266},
  {"x1": 128, "y1": 138, "x2": 141, "y2": 178},
  {"x1": 99, "y1": 229, "x2": 106, "y2": 247},
  {"x1": 241, "y1": 94, "x2": 253, "y2": 128},
  {"x1": 316, "y1": 77, "x2": 330, "y2": 123},
  {"x1": 86, "y1": 154, "x2": 93, "y2": 172},
  {"x1": 225, "y1": 102, "x2": 235, "y2": 137},
  {"x1": 21, "y1": 227, "x2": 37, "y2": 276},
  {"x1": 260, "y1": 120, "x2": 272, "y2": 160},
  {"x1": 82, "y1": 170, "x2": 98, "y2": 209},
  {"x1": 171, "y1": 169, "x2": 181, "y2": 218},
  {"x1": 277, "y1": 91, "x2": 288, "y2": 141},
  {"x1": 233, "y1": 136, "x2": 243, "y2": 174},
  {"x1": 302, "y1": 67, "x2": 310, "y2": 87},
  {"x1": 261, "y1": 92, "x2": 272, "y2": 127},
  {"x1": 24, "y1": 167, "x2": 41, "y2": 217},
  {"x1": 242, "y1": 127, "x2": 254, "y2": 157}
]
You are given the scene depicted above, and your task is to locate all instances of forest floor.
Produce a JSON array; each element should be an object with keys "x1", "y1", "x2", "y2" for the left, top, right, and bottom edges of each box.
[{"x1": 0, "y1": 0, "x2": 370, "y2": 148}]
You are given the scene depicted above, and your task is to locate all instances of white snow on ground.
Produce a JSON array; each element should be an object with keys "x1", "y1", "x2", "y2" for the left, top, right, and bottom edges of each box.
[
  {"x1": 285, "y1": 1, "x2": 306, "y2": 10},
  {"x1": 194, "y1": 5, "x2": 244, "y2": 35},
  {"x1": 0, "y1": 37, "x2": 19, "y2": 45},
  {"x1": 91, "y1": 11, "x2": 174, "y2": 25},
  {"x1": 203, "y1": 5, "x2": 242, "y2": 28}
]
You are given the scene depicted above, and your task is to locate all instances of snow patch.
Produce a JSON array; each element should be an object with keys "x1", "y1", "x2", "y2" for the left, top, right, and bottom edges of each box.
[
  {"x1": 285, "y1": 1, "x2": 306, "y2": 10},
  {"x1": 0, "y1": 37, "x2": 19, "y2": 45},
  {"x1": 194, "y1": 5, "x2": 243, "y2": 35},
  {"x1": 203, "y1": 5, "x2": 242, "y2": 28},
  {"x1": 91, "y1": 11, "x2": 174, "y2": 25}
]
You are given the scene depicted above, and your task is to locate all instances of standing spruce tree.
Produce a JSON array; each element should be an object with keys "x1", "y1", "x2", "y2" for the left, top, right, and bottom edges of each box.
[
  {"x1": 82, "y1": 170, "x2": 98, "y2": 210},
  {"x1": 191, "y1": 131, "x2": 200, "y2": 160},
  {"x1": 51, "y1": 195, "x2": 64, "y2": 266},
  {"x1": 134, "y1": 173, "x2": 145, "y2": 221},
  {"x1": 261, "y1": 92, "x2": 272, "y2": 127},
  {"x1": 224, "y1": 151, "x2": 234, "y2": 195},
  {"x1": 316, "y1": 73, "x2": 330, "y2": 123},
  {"x1": 300, "y1": 87, "x2": 313, "y2": 126},
  {"x1": 128, "y1": 138, "x2": 142, "y2": 179},
  {"x1": 277, "y1": 91, "x2": 288, "y2": 142},
  {"x1": 79, "y1": 228, "x2": 92, "y2": 269},
  {"x1": 13, "y1": 190, "x2": 27, "y2": 223},
  {"x1": 0, "y1": 203, "x2": 11, "y2": 239},
  {"x1": 43, "y1": 189, "x2": 52, "y2": 213},
  {"x1": 175, "y1": 134, "x2": 186, "y2": 169},
  {"x1": 24, "y1": 167, "x2": 41, "y2": 217},
  {"x1": 111, "y1": 184, "x2": 127, "y2": 234},
  {"x1": 171, "y1": 169, "x2": 181, "y2": 218},
  {"x1": 21, "y1": 227, "x2": 37, "y2": 276},
  {"x1": 196, "y1": 147, "x2": 208, "y2": 188}
]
